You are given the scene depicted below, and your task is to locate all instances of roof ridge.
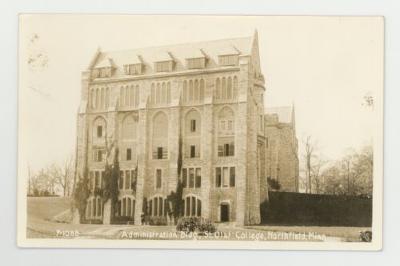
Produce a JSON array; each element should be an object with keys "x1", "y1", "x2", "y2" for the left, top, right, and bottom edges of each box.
[{"x1": 102, "y1": 35, "x2": 253, "y2": 54}]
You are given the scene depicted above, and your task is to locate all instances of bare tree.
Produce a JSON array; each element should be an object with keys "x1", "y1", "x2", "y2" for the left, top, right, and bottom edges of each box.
[
  {"x1": 303, "y1": 136, "x2": 315, "y2": 194},
  {"x1": 53, "y1": 156, "x2": 75, "y2": 197}
]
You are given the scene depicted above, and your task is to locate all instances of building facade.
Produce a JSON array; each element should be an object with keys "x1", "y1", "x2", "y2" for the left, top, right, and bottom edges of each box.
[
  {"x1": 75, "y1": 32, "x2": 272, "y2": 226},
  {"x1": 265, "y1": 106, "x2": 299, "y2": 192}
]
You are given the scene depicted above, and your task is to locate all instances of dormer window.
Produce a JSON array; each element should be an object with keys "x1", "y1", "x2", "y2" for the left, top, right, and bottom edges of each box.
[
  {"x1": 155, "y1": 61, "x2": 174, "y2": 72},
  {"x1": 219, "y1": 55, "x2": 239, "y2": 66},
  {"x1": 124, "y1": 63, "x2": 143, "y2": 75},
  {"x1": 186, "y1": 57, "x2": 206, "y2": 69},
  {"x1": 92, "y1": 67, "x2": 112, "y2": 78}
]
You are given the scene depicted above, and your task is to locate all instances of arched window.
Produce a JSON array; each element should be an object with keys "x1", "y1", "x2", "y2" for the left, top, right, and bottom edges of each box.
[
  {"x1": 222, "y1": 77, "x2": 227, "y2": 99},
  {"x1": 100, "y1": 88, "x2": 105, "y2": 108},
  {"x1": 93, "y1": 116, "x2": 106, "y2": 140},
  {"x1": 150, "y1": 196, "x2": 164, "y2": 216},
  {"x1": 189, "y1": 80, "x2": 194, "y2": 101},
  {"x1": 167, "y1": 82, "x2": 171, "y2": 104},
  {"x1": 105, "y1": 87, "x2": 110, "y2": 108},
  {"x1": 124, "y1": 86, "x2": 129, "y2": 106},
  {"x1": 216, "y1": 78, "x2": 221, "y2": 99},
  {"x1": 233, "y1": 76, "x2": 238, "y2": 99},
  {"x1": 184, "y1": 196, "x2": 202, "y2": 217},
  {"x1": 218, "y1": 107, "x2": 235, "y2": 157},
  {"x1": 199, "y1": 79, "x2": 205, "y2": 101},
  {"x1": 129, "y1": 86, "x2": 134, "y2": 106},
  {"x1": 121, "y1": 115, "x2": 137, "y2": 141},
  {"x1": 135, "y1": 85, "x2": 140, "y2": 106},
  {"x1": 96, "y1": 88, "x2": 100, "y2": 109},
  {"x1": 227, "y1": 77, "x2": 232, "y2": 99},
  {"x1": 183, "y1": 80, "x2": 187, "y2": 103},
  {"x1": 194, "y1": 79, "x2": 199, "y2": 101},
  {"x1": 161, "y1": 82, "x2": 166, "y2": 103},
  {"x1": 119, "y1": 196, "x2": 135, "y2": 217},
  {"x1": 151, "y1": 83, "x2": 155, "y2": 104},
  {"x1": 156, "y1": 83, "x2": 161, "y2": 104},
  {"x1": 152, "y1": 112, "x2": 168, "y2": 159},
  {"x1": 185, "y1": 109, "x2": 201, "y2": 135}
]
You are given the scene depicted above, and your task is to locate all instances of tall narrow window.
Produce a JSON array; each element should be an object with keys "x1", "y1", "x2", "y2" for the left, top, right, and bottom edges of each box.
[
  {"x1": 216, "y1": 167, "x2": 222, "y2": 188},
  {"x1": 230, "y1": 167, "x2": 235, "y2": 187},
  {"x1": 157, "y1": 147, "x2": 163, "y2": 159},
  {"x1": 190, "y1": 145, "x2": 196, "y2": 158},
  {"x1": 126, "y1": 148, "x2": 132, "y2": 161},
  {"x1": 197, "y1": 199, "x2": 202, "y2": 217},
  {"x1": 156, "y1": 169, "x2": 162, "y2": 189},
  {"x1": 97, "y1": 125, "x2": 103, "y2": 138},
  {"x1": 125, "y1": 170, "x2": 131, "y2": 190},
  {"x1": 182, "y1": 168, "x2": 187, "y2": 188},
  {"x1": 190, "y1": 119, "x2": 196, "y2": 132},
  {"x1": 223, "y1": 167, "x2": 229, "y2": 187},
  {"x1": 189, "y1": 168, "x2": 195, "y2": 188},
  {"x1": 195, "y1": 168, "x2": 201, "y2": 188}
]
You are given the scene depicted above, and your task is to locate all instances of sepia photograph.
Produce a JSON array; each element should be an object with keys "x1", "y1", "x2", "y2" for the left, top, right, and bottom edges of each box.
[{"x1": 17, "y1": 15, "x2": 383, "y2": 250}]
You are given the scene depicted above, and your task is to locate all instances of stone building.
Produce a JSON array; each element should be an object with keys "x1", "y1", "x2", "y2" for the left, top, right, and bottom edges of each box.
[
  {"x1": 75, "y1": 31, "x2": 284, "y2": 226},
  {"x1": 265, "y1": 106, "x2": 299, "y2": 192}
]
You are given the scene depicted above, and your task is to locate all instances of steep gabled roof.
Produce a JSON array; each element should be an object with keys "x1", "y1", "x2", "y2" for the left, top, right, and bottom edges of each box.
[{"x1": 90, "y1": 36, "x2": 253, "y2": 77}]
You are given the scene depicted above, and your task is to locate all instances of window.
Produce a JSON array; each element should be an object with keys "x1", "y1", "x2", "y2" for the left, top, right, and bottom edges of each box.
[
  {"x1": 230, "y1": 167, "x2": 235, "y2": 187},
  {"x1": 182, "y1": 169, "x2": 187, "y2": 188},
  {"x1": 189, "y1": 168, "x2": 195, "y2": 188},
  {"x1": 190, "y1": 119, "x2": 196, "y2": 132},
  {"x1": 155, "y1": 61, "x2": 173, "y2": 72},
  {"x1": 184, "y1": 196, "x2": 202, "y2": 217},
  {"x1": 215, "y1": 167, "x2": 235, "y2": 188},
  {"x1": 182, "y1": 167, "x2": 201, "y2": 188},
  {"x1": 97, "y1": 125, "x2": 103, "y2": 138},
  {"x1": 93, "y1": 149, "x2": 105, "y2": 162},
  {"x1": 125, "y1": 170, "x2": 131, "y2": 189},
  {"x1": 219, "y1": 55, "x2": 238, "y2": 66},
  {"x1": 187, "y1": 58, "x2": 206, "y2": 69},
  {"x1": 156, "y1": 169, "x2": 162, "y2": 189},
  {"x1": 126, "y1": 148, "x2": 132, "y2": 161},
  {"x1": 150, "y1": 196, "x2": 164, "y2": 216},
  {"x1": 119, "y1": 172, "x2": 123, "y2": 190},
  {"x1": 195, "y1": 168, "x2": 201, "y2": 188},
  {"x1": 157, "y1": 147, "x2": 163, "y2": 159},
  {"x1": 218, "y1": 142, "x2": 234, "y2": 157},
  {"x1": 190, "y1": 145, "x2": 196, "y2": 158},
  {"x1": 216, "y1": 168, "x2": 222, "y2": 188},
  {"x1": 124, "y1": 63, "x2": 143, "y2": 75}
]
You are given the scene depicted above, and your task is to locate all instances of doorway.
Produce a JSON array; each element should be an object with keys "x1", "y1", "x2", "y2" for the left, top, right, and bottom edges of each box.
[{"x1": 220, "y1": 203, "x2": 230, "y2": 222}]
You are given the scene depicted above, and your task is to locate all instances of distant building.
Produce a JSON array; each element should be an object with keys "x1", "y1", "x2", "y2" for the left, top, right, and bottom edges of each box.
[
  {"x1": 265, "y1": 106, "x2": 299, "y2": 192},
  {"x1": 75, "y1": 32, "x2": 298, "y2": 226}
]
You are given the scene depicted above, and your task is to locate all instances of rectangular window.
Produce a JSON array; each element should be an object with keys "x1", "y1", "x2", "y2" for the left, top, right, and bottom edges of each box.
[
  {"x1": 219, "y1": 55, "x2": 238, "y2": 66},
  {"x1": 126, "y1": 148, "x2": 132, "y2": 161},
  {"x1": 195, "y1": 168, "x2": 201, "y2": 188},
  {"x1": 230, "y1": 167, "x2": 235, "y2": 187},
  {"x1": 118, "y1": 173, "x2": 123, "y2": 190},
  {"x1": 216, "y1": 168, "x2": 222, "y2": 188},
  {"x1": 229, "y1": 142, "x2": 235, "y2": 156},
  {"x1": 157, "y1": 147, "x2": 163, "y2": 159},
  {"x1": 155, "y1": 61, "x2": 173, "y2": 72},
  {"x1": 95, "y1": 171, "x2": 100, "y2": 188},
  {"x1": 125, "y1": 170, "x2": 131, "y2": 190},
  {"x1": 218, "y1": 145, "x2": 224, "y2": 157},
  {"x1": 182, "y1": 168, "x2": 187, "y2": 188},
  {"x1": 97, "y1": 125, "x2": 103, "y2": 138},
  {"x1": 223, "y1": 167, "x2": 229, "y2": 187},
  {"x1": 156, "y1": 169, "x2": 162, "y2": 188},
  {"x1": 190, "y1": 145, "x2": 196, "y2": 158},
  {"x1": 190, "y1": 119, "x2": 196, "y2": 132},
  {"x1": 187, "y1": 58, "x2": 206, "y2": 69},
  {"x1": 94, "y1": 149, "x2": 105, "y2": 162},
  {"x1": 189, "y1": 168, "x2": 195, "y2": 188},
  {"x1": 149, "y1": 199, "x2": 153, "y2": 217},
  {"x1": 224, "y1": 143, "x2": 230, "y2": 156}
]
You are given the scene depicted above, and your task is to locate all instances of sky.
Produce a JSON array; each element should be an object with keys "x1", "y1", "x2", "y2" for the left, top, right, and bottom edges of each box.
[{"x1": 18, "y1": 15, "x2": 383, "y2": 174}]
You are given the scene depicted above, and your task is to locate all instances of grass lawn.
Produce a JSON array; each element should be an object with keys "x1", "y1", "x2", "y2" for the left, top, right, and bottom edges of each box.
[{"x1": 26, "y1": 197, "x2": 370, "y2": 242}]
